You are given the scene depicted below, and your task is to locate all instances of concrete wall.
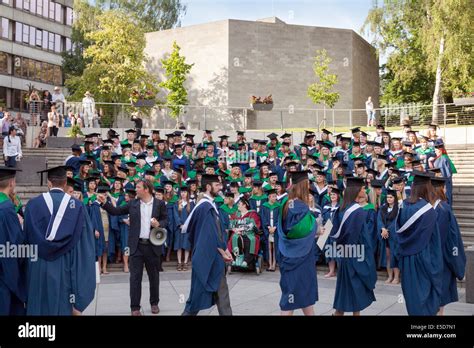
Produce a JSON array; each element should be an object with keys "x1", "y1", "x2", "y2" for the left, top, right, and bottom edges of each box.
[{"x1": 144, "y1": 17, "x2": 379, "y2": 130}]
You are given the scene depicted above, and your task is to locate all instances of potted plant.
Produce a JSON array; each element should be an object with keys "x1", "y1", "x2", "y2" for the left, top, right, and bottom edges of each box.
[
  {"x1": 67, "y1": 124, "x2": 84, "y2": 143},
  {"x1": 130, "y1": 86, "x2": 156, "y2": 107},
  {"x1": 250, "y1": 94, "x2": 273, "y2": 111}
]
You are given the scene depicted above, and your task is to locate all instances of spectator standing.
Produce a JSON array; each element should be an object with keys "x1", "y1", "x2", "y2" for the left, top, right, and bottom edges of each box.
[
  {"x1": 47, "y1": 104, "x2": 60, "y2": 137},
  {"x1": 93, "y1": 110, "x2": 100, "y2": 128},
  {"x1": 52, "y1": 87, "x2": 66, "y2": 126},
  {"x1": 365, "y1": 96, "x2": 376, "y2": 127},
  {"x1": 29, "y1": 90, "x2": 41, "y2": 126},
  {"x1": 82, "y1": 91, "x2": 95, "y2": 128},
  {"x1": 13, "y1": 113, "x2": 27, "y2": 145},
  {"x1": 41, "y1": 91, "x2": 52, "y2": 126},
  {"x1": 3, "y1": 126, "x2": 22, "y2": 168},
  {"x1": 1, "y1": 112, "x2": 12, "y2": 136},
  {"x1": 131, "y1": 113, "x2": 143, "y2": 138}
]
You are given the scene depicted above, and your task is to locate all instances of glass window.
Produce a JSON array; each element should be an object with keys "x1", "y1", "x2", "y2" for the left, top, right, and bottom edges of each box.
[
  {"x1": 65, "y1": 37, "x2": 71, "y2": 52},
  {"x1": 16, "y1": 0, "x2": 23, "y2": 10},
  {"x1": 15, "y1": 22, "x2": 21, "y2": 42},
  {"x1": 29, "y1": 26, "x2": 35, "y2": 46},
  {"x1": 43, "y1": 0, "x2": 48, "y2": 18},
  {"x1": 48, "y1": 31, "x2": 54, "y2": 50},
  {"x1": 2, "y1": 0, "x2": 11, "y2": 5},
  {"x1": 23, "y1": 0, "x2": 30, "y2": 11},
  {"x1": 66, "y1": 7, "x2": 73, "y2": 26},
  {"x1": 49, "y1": 0, "x2": 54, "y2": 19},
  {"x1": 22, "y1": 23, "x2": 29, "y2": 43},
  {"x1": 27, "y1": 58, "x2": 35, "y2": 79},
  {"x1": 1, "y1": 18, "x2": 8, "y2": 39},
  {"x1": 55, "y1": 3, "x2": 62, "y2": 22},
  {"x1": 35, "y1": 29, "x2": 41, "y2": 46},
  {"x1": 54, "y1": 33, "x2": 61, "y2": 52},
  {"x1": 35, "y1": 61, "x2": 41, "y2": 81},
  {"x1": 30, "y1": 0, "x2": 36, "y2": 14},
  {"x1": 13, "y1": 56, "x2": 21, "y2": 76},
  {"x1": 13, "y1": 89, "x2": 21, "y2": 110},
  {"x1": 36, "y1": 0, "x2": 43, "y2": 16},
  {"x1": 20, "y1": 57, "x2": 28, "y2": 78},
  {"x1": 0, "y1": 87, "x2": 6, "y2": 109},
  {"x1": 0, "y1": 52, "x2": 8, "y2": 74},
  {"x1": 42, "y1": 29, "x2": 47, "y2": 49},
  {"x1": 41, "y1": 61, "x2": 48, "y2": 82},
  {"x1": 53, "y1": 65, "x2": 61, "y2": 85}
]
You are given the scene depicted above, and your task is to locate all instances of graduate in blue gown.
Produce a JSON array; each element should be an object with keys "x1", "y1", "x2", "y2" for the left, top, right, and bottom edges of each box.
[
  {"x1": 0, "y1": 167, "x2": 26, "y2": 315},
  {"x1": 260, "y1": 189, "x2": 280, "y2": 271},
  {"x1": 24, "y1": 166, "x2": 95, "y2": 315},
  {"x1": 277, "y1": 171, "x2": 318, "y2": 315},
  {"x1": 430, "y1": 142, "x2": 456, "y2": 205},
  {"x1": 431, "y1": 177, "x2": 466, "y2": 315},
  {"x1": 163, "y1": 181, "x2": 179, "y2": 262},
  {"x1": 377, "y1": 189, "x2": 400, "y2": 284},
  {"x1": 219, "y1": 192, "x2": 238, "y2": 239},
  {"x1": 182, "y1": 174, "x2": 233, "y2": 315},
  {"x1": 174, "y1": 187, "x2": 194, "y2": 271},
  {"x1": 119, "y1": 189, "x2": 135, "y2": 273},
  {"x1": 107, "y1": 179, "x2": 126, "y2": 264},
  {"x1": 396, "y1": 171, "x2": 443, "y2": 316},
  {"x1": 320, "y1": 187, "x2": 340, "y2": 278},
  {"x1": 330, "y1": 177, "x2": 376, "y2": 315}
]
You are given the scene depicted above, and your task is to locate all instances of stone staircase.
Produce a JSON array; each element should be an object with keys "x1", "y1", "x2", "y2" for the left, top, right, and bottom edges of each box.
[{"x1": 2, "y1": 145, "x2": 474, "y2": 249}]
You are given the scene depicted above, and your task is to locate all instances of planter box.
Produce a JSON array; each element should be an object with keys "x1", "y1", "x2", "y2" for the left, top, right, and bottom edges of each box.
[
  {"x1": 132, "y1": 99, "x2": 156, "y2": 107},
  {"x1": 46, "y1": 137, "x2": 84, "y2": 148},
  {"x1": 251, "y1": 103, "x2": 273, "y2": 111},
  {"x1": 454, "y1": 97, "x2": 474, "y2": 106}
]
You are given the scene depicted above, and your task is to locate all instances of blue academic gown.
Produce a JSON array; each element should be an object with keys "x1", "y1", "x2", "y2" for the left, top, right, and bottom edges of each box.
[
  {"x1": 260, "y1": 203, "x2": 280, "y2": 263},
  {"x1": 376, "y1": 205, "x2": 400, "y2": 269},
  {"x1": 277, "y1": 198, "x2": 318, "y2": 311},
  {"x1": 0, "y1": 199, "x2": 26, "y2": 315},
  {"x1": 434, "y1": 156, "x2": 454, "y2": 205},
  {"x1": 396, "y1": 198, "x2": 443, "y2": 315},
  {"x1": 65, "y1": 156, "x2": 82, "y2": 176},
  {"x1": 174, "y1": 201, "x2": 194, "y2": 251},
  {"x1": 433, "y1": 201, "x2": 466, "y2": 307},
  {"x1": 184, "y1": 200, "x2": 227, "y2": 313},
  {"x1": 320, "y1": 204, "x2": 338, "y2": 263},
  {"x1": 331, "y1": 202, "x2": 377, "y2": 312},
  {"x1": 85, "y1": 194, "x2": 105, "y2": 258},
  {"x1": 24, "y1": 190, "x2": 96, "y2": 315},
  {"x1": 165, "y1": 201, "x2": 179, "y2": 252},
  {"x1": 107, "y1": 194, "x2": 125, "y2": 260}
]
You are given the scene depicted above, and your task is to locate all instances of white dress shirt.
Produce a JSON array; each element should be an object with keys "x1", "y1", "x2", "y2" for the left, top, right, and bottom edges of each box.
[
  {"x1": 139, "y1": 198, "x2": 154, "y2": 239},
  {"x1": 3, "y1": 135, "x2": 22, "y2": 158}
]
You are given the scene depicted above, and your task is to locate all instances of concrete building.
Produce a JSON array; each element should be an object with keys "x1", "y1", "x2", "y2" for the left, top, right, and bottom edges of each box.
[
  {"x1": 145, "y1": 17, "x2": 379, "y2": 130},
  {"x1": 0, "y1": 0, "x2": 73, "y2": 114}
]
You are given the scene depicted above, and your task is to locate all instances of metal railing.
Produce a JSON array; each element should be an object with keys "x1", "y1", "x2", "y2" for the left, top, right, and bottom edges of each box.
[{"x1": 10, "y1": 100, "x2": 474, "y2": 131}]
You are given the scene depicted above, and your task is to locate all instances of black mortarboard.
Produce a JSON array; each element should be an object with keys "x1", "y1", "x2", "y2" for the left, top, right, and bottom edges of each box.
[
  {"x1": 252, "y1": 181, "x2": 263, "y2": 187},
  {"x1": 386, "y1": 189, "x2": 397, "y2": 196},
  {"x1": 351, "y1": 127, "x2": 361, "y2": 133},
  {"x1": 430, "y1": 176, "x2": 446, "y2": 187},
  {"x1": 391, "y1": 176, "x2": 404, "y2": 184},
  {"x1": 346, "y1": 177, "x2": 365, "y2": 188},
  {"x1": 236, "y1": 131, "x2": 245, "y2": 136},
  {"x1": 71, "y1": 144, "x2": 82, "y2": 152},
  {"x1": 218, "y1": 135, "x2": 229, "y2": 139},
  {"x1": 37, "y1": 166, "x2": 66, "y2": 180},
  {"x1": 428, "y1": 124, "x2": 439, "y2": 130},
  {"x1": 0, "y1": 167, "x2": 21, "y2": 180},
  {"x1": 135, "y1": 153, "x2": 146, "y2": 160},
  {"x1": 280, "y1": 133, "x2": 292, "y2": 139},
  {"x1": 125, "y1": 129, "x2": 137, "y2": 133},
  {"x1": 201, "y1": 174, "x2": 220, "y2": 186},
  {"x1": 204, "y1": 130, "x2": 214, "y2": 134},
  {"x1": 145, "y1": 170, "x2": 156, "y2": 176},
  {"x1": 376, "y1": 124, "x2": 385, "y2": 130},
  {"x1": 289, "y1": 170, "x2": 309, "y2": 185},
  {"x1": 411, "y1": 170, "x2": 432, "y2": 186},
  {"x1": 152, "y1": 130, "x2": 160, "y2": 134},
  {"x1": 97, "y1": 185, "x2": 110, "y2": 193},
  {"x1": 267, "y1": 133, "x2": 278, "y2": 139},
  {"x1": 126, "y1": 188, "x2": 136, "y2": 195},
  {"x1": 321, "y1": 129, "x2": 332, "y2": 135}
]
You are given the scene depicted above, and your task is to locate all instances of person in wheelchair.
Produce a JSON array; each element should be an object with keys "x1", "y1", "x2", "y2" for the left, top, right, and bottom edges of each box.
[{"x1": 227, "y1": 198, "x2": 262, "y2": 270}]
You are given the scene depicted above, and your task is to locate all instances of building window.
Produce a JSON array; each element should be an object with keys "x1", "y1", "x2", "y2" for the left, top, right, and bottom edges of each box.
[
  {"x1": 55, "y1": 2, "x2": 62, "y2": 23},
  {"x1": 36, "y1": 0, "x2": 43, "y2": 16},
  {"x1": 48, "y1": 31, "x2": 54, "y2": 51},
  {"x1": 2, "y1": 0, "x2": 11, "y2": 5},
  {"x1": 35, "y1": 61, "x2": 41, "y2": 80},
  {"x1": 12, "y1": 89, "x2": 28, "y2": 112},
  {"x1": 23, "y1": 0, "x2": 30, "y2": 11},
  {"x1": 14, "y1": 22, "x2": 21, "y2": 42},
  {"x1": 0, "y1": 52, "x2": 8, "y2": 74},
  {"x1": 0, "y1": 87, "x2": 6, "y2": 108},
  {"x1": 65, "y1": 37, "x2": 71, "y2": 52},
  {"x1": 42, "y1": 29, "x2": 47, "y2": 49},
  {"x1": 66, "y1": 7, "x2": 73, "y2": 26},
  {"x1": 35, "y1": 29, "x2": 42, "y2": 46},
  {"x1": 13, "y1": 56, "x2": 20, "y2": 76},
  {"x1": 54, "y1": 33, "x2": 61, "y2": 52},
  {"x1": 43, "y1": 0, "x2": 48, "y2": 18},
  {"x1": 22, "y1": 23, "x2": 29, "y2": 43},
  {"x1": 49, "y1": 0, "x2": 54, "y2": 19},
  {"x1": 16, "y1": 0, "x2": 22, "y2": 9},
  {"x1": 30, "y1": 0, "x2": 36, "y2": 14},
  {"x1": 29, "y1": 26, "x2": 35, "y2": 46},
  {"x1": 1, "y1": 18, "x2": 9, "y2": 39}
]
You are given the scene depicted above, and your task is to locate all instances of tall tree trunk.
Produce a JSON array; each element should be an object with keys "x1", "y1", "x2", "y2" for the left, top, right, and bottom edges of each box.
[{"x1": 432, "y1": 34, "x2": 445, "y2": 124}]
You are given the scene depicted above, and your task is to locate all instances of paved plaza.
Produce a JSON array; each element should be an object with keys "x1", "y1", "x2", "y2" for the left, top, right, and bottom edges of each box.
[{"x1": 83, "y1": 266, "x2": 474, "y2": 316}]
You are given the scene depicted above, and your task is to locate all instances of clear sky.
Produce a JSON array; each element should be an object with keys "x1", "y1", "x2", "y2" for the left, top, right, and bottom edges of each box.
[{"x1": 180, "y1": 0, "x2": 373, "y2": 40}]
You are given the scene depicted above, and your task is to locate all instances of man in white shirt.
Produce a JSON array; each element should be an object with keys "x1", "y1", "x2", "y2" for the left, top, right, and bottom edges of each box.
[
  {"x1": 365, "y1": 96, "x2": 376, "y2": 127},
  {"x1": 98, "y1": 180, "x2": 167, "y2": 316},
  {"x1": 3, "y1": 126, "x2": 22, "y2": 168},
  {"x1": 82, "y1": 91, "x2": 95, "y2": 128},
  {"x1": 52, "y1": 86, "x2": 66, "y2": 118}
]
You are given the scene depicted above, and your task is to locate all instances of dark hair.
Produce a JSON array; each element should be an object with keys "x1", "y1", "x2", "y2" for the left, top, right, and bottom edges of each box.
[
  {"x1": 340, "y1": 185, "x2": 363, "y2": 210},
  {"x1": 432, "y1": 185, "x2": 447, "y2": 203},
  {"x1": 239, "y1": 198, "x2": 250, "y2": 210},
  {"x1": 138, "y1": 179, "x2": 154, "y2": 195},
  {"x1": 408, "y1": 182, "x2": 433, "y2": 204},
  {"x1": 381, "y1": 194, "x2": 399, "y2": 223},
  {"x1": 50, "y1": 177, "x2": 67, "y2": 188},
  {"x1": 282, "y1": 179, "x2": 310, "y2": 217}
]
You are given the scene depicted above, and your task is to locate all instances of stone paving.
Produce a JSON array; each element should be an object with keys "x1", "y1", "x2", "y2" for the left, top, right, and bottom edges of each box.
[{"x1": 83, "y1": 267, "x2": 474, "y2": 316}]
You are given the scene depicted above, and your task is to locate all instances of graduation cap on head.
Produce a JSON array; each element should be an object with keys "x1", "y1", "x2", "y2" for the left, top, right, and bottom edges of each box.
[
  {"x1": 285, "y1": 161, "x2": 299, "y2": 168},
  {"x1": 146, "y1": 144, "x2": 155, "y2": 150},
  {"x1": 113, "y1": 176, "x2": 125, "y2": 182},
  {"x1": 370, "y1": 179, "x2": 384, "y2": 188},
  {"x1": 121, "y1": 143, "x2": 132, "y2": 150},
  {"x1": 97, "y1": 185, "x2": 110, "y2": 193},
  {"x1": 281, "y1": 140, "x2": 291, "y2": 147},
  {"x1": 329, "y1": 186, "x2": 341, "y2": 195},
  {"x1": 161, "y1": 179, "x2": 176, "y2": 187},
  {"x1": 230, "y1": 163, "x2": 241, "y2": 168},
  {"x1": 267, "y1": 133, "x2": 278, "y2": 140},
  {"x1": 140, "y1": 134, "x2": 150, "y2": 140},
  {"x1": 376, "y1": 124, "x2": 385, "y2": 130},
  {"x1": 352, "y1": 141, "x2": 361, "y2": 147},
  {"x1": 201, "y1": 174, "x2": 220, "y2": 186},
  {"x1": 360, "y1": 131, "x2": 369, "y2": 137},
  {"x1": 280, "y1": 133, "x2": 292, "y2": 139},
  {"x1": 71, "y1": 144, "x2": 82, "y2": 152},
  {"x1": 391, "y1": 176, "x2": 404, "y2": 185},
  {"x1": 346, "y1": 176, "x2": 365, "y2": 188},
  {"x1": 165, "y1": 133, "x2": 175, "y2": 138},
  {"x1": 351, "y1": 127, "x2": 361, "y2": 134},
  {"x1": 144, "y1": 170, "x2": 156, "y2": 176},
  {"x1": 355, "y1": 162, "x2": 367, "y2": 169},
  {"x1": 411, "y1": 170, "x2": 432, "y2": 186},
  {"x1": 229, "y1": 181, "x2": 240, "y2": 188},
  {"x1": 117, "y1": 167, "x2": 129, "y2": 174},
  {"x1": 252, "y1": 181, "x2": 263, "y2": 187},
  {"x1": 402, "y1": 141, "x2": 413, "y2": 147},
  {"x1": 174, "y1": 143, "x2": 183, "y2": 149},
  {"x1": 125, "y1": 162, "x2": 137, "y2": 168},
  {"x1": 391, "y1": 137, "x2": 402, "y2": 141},
  {"x1": 132, "y1": 140, "x2": 140, "y2": 145},
  {"x1": 434, "y1": 139, "x2": 445, "y2": 148},
  {"x1": 321, "y1": 129, "x2": 332, "y2": 135},
  {"x1": 224, "y1": 191, "x2": 235, "y2": 198},
  {"x1": 218, "y1": 135, "x2": 229, "y2": 140},
  {"x1": 185, "y1": 133, "x2": 195, "y2": 138},
  {"x1": 173, "y1": 131, "x2": 183, "y2": 137},
  {"x1": 428, "y1": 168, "x2": 441, "y2": 174},
  {"x1": 289, "y1": 170, "x2": 309, "y2": 185},
  {"x1": 430, "y1": 176, "x2": 446, "y2": 187},
  {"x1": 268, "y1": 171, "x2": 278, "y2": 177},
  {"x1": 236, "y1": 130, "x2": 245, "y2": 136},
  {"x1": 135, "y1": 153, "x2": 146, "y2": 160},
  {"x1": 152, "y1": 130, "x2": 160, "y2": 135},
  {"x1": 341, "y1": 136, "x2": 351, "y2": 143},
  {"x1": 367, "y1": 168, "x2": 378, "y2": 176},
  {"x1": 125, "y1": 129, "x2": 137, "y2": 134},
  {"x1": 79, "y1": 160, "x2": 92, "y2": 166},
  {"x1": 385, "y1": 189, "x2": 397, "y2": 197},
  {"x1": 244, "y1": 172, "x2": 254, "y2": 178},
  {"x1": 204, "y1": 130, "x2": 214, "y2": 134},
  {"x1": 108, "y1": 128, "x2": 119, "y2": 135},
  {"x1": 125, "y1": 188, "x2": 137, "y2": 196},
  {"x1": 370, "y1": 141, "x2": 383, "y2": 147},
  {"x1": 0, "y1": 166, "x2": 21, "y2": 180},
  {"x1": 37, "y1": 166, "x2": 67, "y2": 185},
  {"x1": 317, "y1": 140, "x2": 333, "y2": 149},
  {"x1": 376, "y1": 154, "x2": 388, "y2": 162},
  {"x1": 428, "y1": 124, "x2": 439, "y2": 130}
]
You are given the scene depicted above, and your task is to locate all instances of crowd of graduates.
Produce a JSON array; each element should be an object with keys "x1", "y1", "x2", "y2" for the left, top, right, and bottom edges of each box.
[{"x1": 58, "y1": 122, "x2": 466, "y2": 315}]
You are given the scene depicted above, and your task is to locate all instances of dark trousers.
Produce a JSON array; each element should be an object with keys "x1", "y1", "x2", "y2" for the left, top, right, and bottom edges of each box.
[
  {"x1": 129, "y1": 242, "x2": 161, "y2": 311},
  {"x1": 237, "y1": 235, "x2": 254, "y2": 264},
  {"x1": 182, "y1": 272, "x2": 232, "y2": 316},
  {"x1": 5, "y1": 156, "x2": 16, "y2": 168},
  {"x1": 49, "y1": 126, "x2": 58, "y2": 137}
]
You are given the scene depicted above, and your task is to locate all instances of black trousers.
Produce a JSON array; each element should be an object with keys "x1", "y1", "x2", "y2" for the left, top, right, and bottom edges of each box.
[
  {"x1": 49, "y1": 126, "x2": 58, "y2": 137},
  {"x1": 129, "y1": 242, "x2": 161, "y2": 311},
  {"x1": 236, "y1": 235, "x2": 254, "y2": 264}
]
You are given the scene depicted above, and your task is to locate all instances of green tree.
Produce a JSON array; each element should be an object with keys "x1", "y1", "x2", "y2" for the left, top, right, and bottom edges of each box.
[
  {"x1": 96, "y1": 0, "x2": 187, "y2": 31},
  {"x1": 69, "y1": 10, "x2": 158, "y2": 104},
  {"x1": 307, "y1": 49, "x2": 340, "y2": 109},
  {"x1": 159, "y1": 41, "x2": 194, "y2": 123},
  {"x1": 362, "y1": 0, "x2": 474, "y2": 122}
]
